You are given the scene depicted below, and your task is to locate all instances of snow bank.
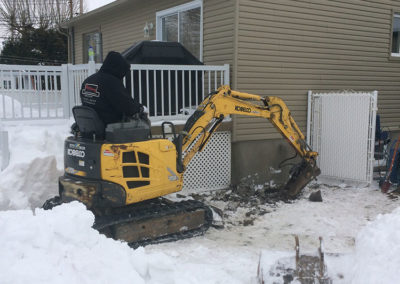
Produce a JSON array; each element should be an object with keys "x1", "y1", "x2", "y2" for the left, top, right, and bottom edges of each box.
[
  {"x1": 0, "y1": 156, "x2": 61, "y2": 209},
  {"x1": 0, "y1": 201, "x2": 178, "y2": 284},
  {"x1": 348, "y1": 207, "x2": 400, "y2": 284},
  {"x1": 0, "y1": 201, "x2": 257, "y2": 284},
  {"x1": 0, "y1": 121, "x2": 69, "y2": 210},
  {"x1": 257, "y1": 207, "x2": 400, "y2": 284}
]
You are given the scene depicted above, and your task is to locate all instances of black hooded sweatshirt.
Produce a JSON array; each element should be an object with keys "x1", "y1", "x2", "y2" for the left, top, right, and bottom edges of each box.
[{"x1": 80, "y1": 51, "x2": 141, "y2": 125}]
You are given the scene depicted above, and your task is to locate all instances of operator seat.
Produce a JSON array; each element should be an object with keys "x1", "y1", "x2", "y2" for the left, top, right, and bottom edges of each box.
[{"x1": 72, "y1": 106, "x2": 105, "y2": 140}]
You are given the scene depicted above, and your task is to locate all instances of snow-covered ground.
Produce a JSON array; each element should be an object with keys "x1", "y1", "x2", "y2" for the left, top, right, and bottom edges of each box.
[{"x1": 0, "y1": 120, "x2": 399, "y2": 284}]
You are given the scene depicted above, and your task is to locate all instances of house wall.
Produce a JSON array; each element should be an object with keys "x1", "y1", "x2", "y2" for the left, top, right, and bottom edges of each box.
[
  {"x1": 73, "y1": 0, "x2": 186, "y2": 63},
  {"x1": 230, "y1": 0, "x2": 400, "y2": 184},
  {"x1": 72, "y1": 0, "x2": 235, "y2": 67},
  {"x1": 233, "y1": 0, "x2": 400, "y2": 142},
  {"x1": 203, "y1": 0, "x2": 235, "y2": 66}
]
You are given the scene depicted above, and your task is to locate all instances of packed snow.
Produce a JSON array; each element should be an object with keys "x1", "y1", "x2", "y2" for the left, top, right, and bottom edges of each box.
[{"x1": 1, "y1": 119, "x2": 400, "y2": 284}]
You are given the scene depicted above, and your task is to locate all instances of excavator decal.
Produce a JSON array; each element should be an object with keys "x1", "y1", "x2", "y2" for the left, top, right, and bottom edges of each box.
[{"x1": 235, "y1": 106, "x2": 252, "y2": 113}]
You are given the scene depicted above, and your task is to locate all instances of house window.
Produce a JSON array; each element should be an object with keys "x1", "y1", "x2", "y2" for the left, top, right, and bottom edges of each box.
[
  {"x1": 391, "y1": 14, "x2": 400, "y2": 56},
  {"x1": 156, "y1": 1, "x2": 202, "y2": 60},
  {"x1": 83, "y1": 32, "x2": 103, "y2": 63}
]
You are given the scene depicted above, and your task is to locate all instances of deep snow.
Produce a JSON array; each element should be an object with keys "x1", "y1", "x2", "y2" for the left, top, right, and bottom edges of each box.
[{"x1": 1, "y1": 120, "x2": 400, "y2": 284}]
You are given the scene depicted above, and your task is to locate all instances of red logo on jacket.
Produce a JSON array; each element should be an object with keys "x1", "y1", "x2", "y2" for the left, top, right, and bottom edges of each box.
[{"x1": 82, "y1": 84, "x2": 100, "y2": 98}]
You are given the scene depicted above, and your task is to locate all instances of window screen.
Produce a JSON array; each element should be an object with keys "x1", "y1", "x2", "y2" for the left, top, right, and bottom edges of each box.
[
  {"x1": 158, "y1": 2, "x2": 202, "y2": 59},
  {"x1": 392, "y1": 14, "x2": 400, "y2": 55},
  {"x1": 179, "y1": 7, "x2": 201, "y2": 59}
]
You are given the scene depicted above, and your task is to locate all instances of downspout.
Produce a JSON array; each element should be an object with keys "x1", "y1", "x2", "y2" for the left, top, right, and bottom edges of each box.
[
  {"x1": 57, "y1": 25, "x2": 74, "y2": 64},
  {"x1": 70, "y1": 27, "x2": 75, "y2": 64}
]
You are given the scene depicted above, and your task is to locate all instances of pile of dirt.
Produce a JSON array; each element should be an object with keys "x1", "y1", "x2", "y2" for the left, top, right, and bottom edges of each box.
[{"x1": 178, "y1": 174, "x2": 313, "y2": 227}]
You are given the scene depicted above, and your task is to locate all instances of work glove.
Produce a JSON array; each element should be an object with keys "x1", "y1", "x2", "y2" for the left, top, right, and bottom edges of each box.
[
  {"x1": 139, "y1": 104, "x2": 151, "y2": 127},
  {"x1": 140, "y1": 104, "x2": 148, "y2": 114},
  {"x1": 139, "y1": 104, "x2": 148, "y2": 119}
]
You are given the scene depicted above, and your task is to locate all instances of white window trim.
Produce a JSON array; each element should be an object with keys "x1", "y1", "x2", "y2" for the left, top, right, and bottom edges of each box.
[
  {"x1": 391, "y1": 13, "x2": 400, "y2": 57},
  {"x1": 156, "y1": 0, "x2": 203, "y2": 61}
]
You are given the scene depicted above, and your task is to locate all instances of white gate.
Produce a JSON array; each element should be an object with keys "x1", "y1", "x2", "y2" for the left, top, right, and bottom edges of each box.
[{"x1": 307, "y1": 91, "x2": 378, "y2": 185}]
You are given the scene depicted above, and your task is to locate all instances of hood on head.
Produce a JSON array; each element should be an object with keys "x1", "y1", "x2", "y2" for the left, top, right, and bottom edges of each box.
[{"x1": 100, "y1": 51, "x2": 130, "y2": 79}]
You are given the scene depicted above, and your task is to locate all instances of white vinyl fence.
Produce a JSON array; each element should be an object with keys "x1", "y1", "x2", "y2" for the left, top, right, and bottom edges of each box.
[
  {"x1": 0, "y1": 62, "x2": 230, "y2": 177},
  {"x1": 0, "y1": 64, "x2": 64, "y2": 120},
  {"x1": 129, "y1": 64, "x2": 230, "y2": 120},
  {"x1": 0, "y1": 62, "x2": 229, "y2": 122},
  {"x1": 307, "y1": 90, "x2": 378, "y2": 185}
]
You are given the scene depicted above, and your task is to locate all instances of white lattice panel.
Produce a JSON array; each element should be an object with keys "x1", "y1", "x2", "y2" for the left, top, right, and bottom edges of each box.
[
  {"x1": 183, "y1": 131, "x2": 231, "y2": 191},
  {"x1": 307, "y1": 91, "x2": 377, "y2": 185}
]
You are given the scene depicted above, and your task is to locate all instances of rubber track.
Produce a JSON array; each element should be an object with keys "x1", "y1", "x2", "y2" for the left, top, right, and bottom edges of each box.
[{"x1": 93, "y1": 198, "x2": 213, "y2": 248}]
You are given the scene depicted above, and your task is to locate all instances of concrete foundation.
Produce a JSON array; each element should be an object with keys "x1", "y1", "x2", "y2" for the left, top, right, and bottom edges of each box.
[{"x1": 231, "y1": 139, "x2": 302, "y2": 185}]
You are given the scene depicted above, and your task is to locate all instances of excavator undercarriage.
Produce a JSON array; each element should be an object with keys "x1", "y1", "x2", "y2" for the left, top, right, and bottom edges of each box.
[
  {"x1": 93, "y1": 198, "x2": 212, "y2": 248},
  {"x1": 44, "y1": 86, "x2": 320, "y2": 246}
]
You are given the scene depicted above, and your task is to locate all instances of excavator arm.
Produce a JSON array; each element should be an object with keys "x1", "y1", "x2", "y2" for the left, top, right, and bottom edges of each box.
[{"x1": 177, "y1": 85, "x2": 321, "y2": 198}]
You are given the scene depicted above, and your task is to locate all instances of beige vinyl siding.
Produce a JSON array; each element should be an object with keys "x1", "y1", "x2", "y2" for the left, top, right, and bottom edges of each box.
[
  {"x1": 203, "y1": 0, "x2": 235, "y2": 66},
  {"x1": 74, "y1": 0, "x2": 235, "y2": 67},
  {"x1": 74, "y1": 19, "x2": 100, "y2": 63},
  {"x1": 234, "y1": 0, "x2": 400, "y2": 142},
  {"x1": 74, "y1": 0, "x2": 190, "y2": 63}
]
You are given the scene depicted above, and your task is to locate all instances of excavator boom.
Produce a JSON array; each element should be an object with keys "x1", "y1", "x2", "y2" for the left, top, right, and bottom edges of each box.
[{"x1": 179, "y1": 85, "x2": 320, "y2": 197}]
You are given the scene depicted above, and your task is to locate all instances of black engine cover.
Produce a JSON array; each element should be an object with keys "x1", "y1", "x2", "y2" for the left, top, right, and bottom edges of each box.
[{"x1": 64, "y1": 137, "x2": 102, "y2": 179}]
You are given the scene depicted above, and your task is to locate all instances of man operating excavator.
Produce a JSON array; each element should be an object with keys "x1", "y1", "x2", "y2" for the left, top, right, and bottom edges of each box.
[
  {"x1": 45, "y1": 45, "x2": 321, "y2": 247},
  {"x1": 80, "y1": 51, "x2": 142, "y2": 125}
]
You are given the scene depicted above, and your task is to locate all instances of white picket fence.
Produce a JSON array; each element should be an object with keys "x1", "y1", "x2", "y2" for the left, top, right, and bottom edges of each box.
[{"x1": 0, "y1": 62, "x2": 230, "y2": 121}]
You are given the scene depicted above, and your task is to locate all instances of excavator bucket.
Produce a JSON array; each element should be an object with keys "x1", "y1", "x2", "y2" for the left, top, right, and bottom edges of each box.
[
  {"x1": 284, "y1": 159, "x2": 321, "y2": 198},
  {"x1": 257, "y1": 236, "x2": 331, "y2": 283}
]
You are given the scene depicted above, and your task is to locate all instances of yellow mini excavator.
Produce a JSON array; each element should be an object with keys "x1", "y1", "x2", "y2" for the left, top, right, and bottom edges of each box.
[{"x1": 44, "y1": 85, "x2": 320, "y2": 247}]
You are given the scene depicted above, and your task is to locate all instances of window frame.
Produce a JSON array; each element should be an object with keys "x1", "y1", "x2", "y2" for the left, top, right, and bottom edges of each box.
[
  {"x1": 82, "y1": 31, "x2": 103, "y2": 63},
  {"x1": 390, "y1": 11, "x2": 400, "y2": 59},
  {"x1": 156, "y1": 0, "x2": 203, "y2": 61}
]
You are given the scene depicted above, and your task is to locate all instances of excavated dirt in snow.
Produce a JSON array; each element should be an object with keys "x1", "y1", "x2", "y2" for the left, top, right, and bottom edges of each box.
[
  {"x1": 171, "y1": 181, "x2": 400, "y2": 253},
  {"x1": 177, "y1": 174, "x2": 305, "y2": 228}
]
